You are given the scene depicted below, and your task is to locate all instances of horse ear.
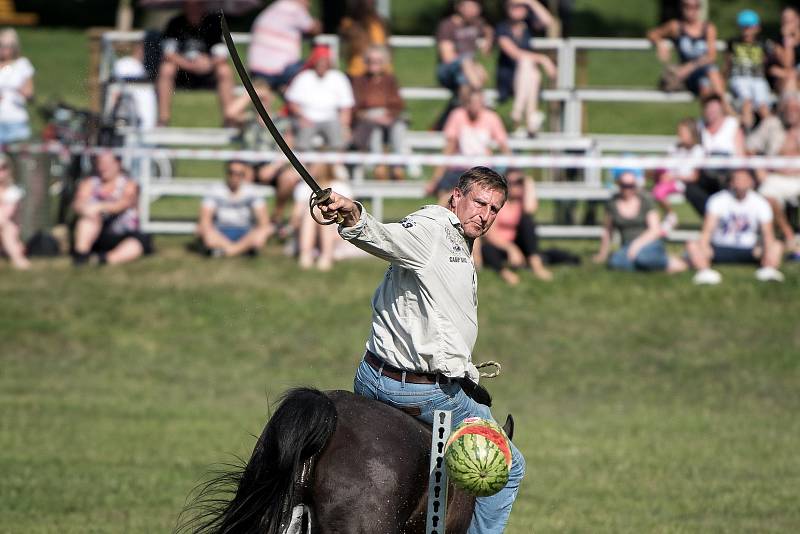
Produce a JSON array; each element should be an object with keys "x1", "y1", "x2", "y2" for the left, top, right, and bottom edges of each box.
[{"x1": 502, "y1": 414, "x2": 514, "y2": 441}]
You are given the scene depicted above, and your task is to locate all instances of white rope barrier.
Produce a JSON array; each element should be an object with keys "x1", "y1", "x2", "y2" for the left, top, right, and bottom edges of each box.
[{"x1": 8, "y1": 143, "x2": 800, "y2": 172}]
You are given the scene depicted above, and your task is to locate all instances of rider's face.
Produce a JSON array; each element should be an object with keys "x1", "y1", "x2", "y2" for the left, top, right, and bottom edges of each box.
[{"x1": 451, "y1": 184, "x2": 505, "y2": 240}]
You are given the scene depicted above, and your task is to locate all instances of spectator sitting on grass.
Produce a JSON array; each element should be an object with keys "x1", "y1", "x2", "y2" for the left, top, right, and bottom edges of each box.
[
  {"x1": 285, "y1": 45, "x2": 354, "y2": 151},
  {"x1": 226, "y1": 79, "x2": 300, "y2": 225},
  {"x1": 685, "y1": 95, "x2": 745, "y2": 216},
  {"x1": 480, "y1": 168, "x2": 552, "y2": 284},
  {"x1": 426, "y1": 87, "x2": 511, "y2": 205},
  {"x1": 435, "y1": 0, "x2": 493, "y2": 94},
  {"x1": 0, "y1": 153, "x2": 29, "y2": 270},
  {"x1": 248, "y1": 0, "x2": 320, "y2": 93},
  {"x1": 197, "y1": 160, "x2": 272, "y2": 258},
  {"x1": 351, "y1": 45, "x2": 407, "y2": 181},
  {"x1": 495, "y1": 0, "x2": 557, "y2": 137},
  {"x1": 726, "y1": 10, "x2": 772, "y2": 131},
  {"x1": 0, "y1": 28, "x2": 34, "y2": 144},
  {"x1": 72, "y1": 152, "x2": 152, "y2": 266},
  {"x1": 156, "y1": 0, "x2": 234, "y2": 126},
  {"x1": 339, "y1": 0, "x2": 390, "y2": 78},
  {"x1": 291, "y1": 163, "x2": 353, "y2": 271},
  {"x1": 647, "y1": 0, "x2": 730, "y2": 109},
  {"x1": 593, "y1": 169, "x2": 686, "y2": 273},
  {"x1": 686, "y1": 168, "x2": 784, "y2": 285}
]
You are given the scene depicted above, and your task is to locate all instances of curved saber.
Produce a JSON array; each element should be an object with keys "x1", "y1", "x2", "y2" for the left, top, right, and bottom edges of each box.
[{"x1": 220, "y1": 12, "x2": 340, "y2": 224}]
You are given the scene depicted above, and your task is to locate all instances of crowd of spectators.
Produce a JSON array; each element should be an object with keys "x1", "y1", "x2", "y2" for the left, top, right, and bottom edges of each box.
[{"x1": 0, "y1": 0, "x2": 799, "y2": 287}]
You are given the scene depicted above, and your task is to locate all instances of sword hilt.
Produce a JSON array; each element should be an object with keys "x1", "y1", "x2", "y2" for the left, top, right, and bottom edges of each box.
[{"x1": 309, "y1": 188, "x2": 344, "y2": 226}]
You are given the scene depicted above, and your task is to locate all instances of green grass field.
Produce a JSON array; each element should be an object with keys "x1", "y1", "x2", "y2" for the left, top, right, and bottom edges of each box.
[{"x1": 3, "y1": 2, "x2": 800, "y2": 532}]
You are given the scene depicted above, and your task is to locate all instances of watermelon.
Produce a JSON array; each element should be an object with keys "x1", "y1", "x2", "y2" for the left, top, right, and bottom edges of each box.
[{"x1": 444, "y1": 417, "x2": 512, "y2": 497}]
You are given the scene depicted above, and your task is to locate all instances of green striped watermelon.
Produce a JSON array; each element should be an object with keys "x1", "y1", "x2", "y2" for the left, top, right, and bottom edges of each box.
[{"x1": 444, "y1": 417, "x2": 512, "y2": 497}]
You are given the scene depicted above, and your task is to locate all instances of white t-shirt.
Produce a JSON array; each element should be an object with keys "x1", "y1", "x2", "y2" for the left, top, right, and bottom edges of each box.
[
  {"x1": 707, "y1": 189, "x2": 773, "y2": 249},
  {"x1": 701, "y1": 116, "x2": 740, "y2": 156},
  {"x1": 0, "y1": 57, "x2": 34, "y2": 124},
  {"x1": 668, "y1": 144, "x2": 705, "y2": 180},
  {"x1": 1, "y1": 183, "x2": 23, "y2": 205},
  {"x1": 202, "y1": 183, "x2": 265, "y2": 228},
  {"x1": 285, "y1": 70, "x2": 354, "y2": 123}
]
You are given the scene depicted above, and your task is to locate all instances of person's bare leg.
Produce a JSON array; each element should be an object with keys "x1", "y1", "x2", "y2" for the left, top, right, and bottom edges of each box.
[
  {"x1": 316, "y1": 224, "x2": 337, "y2": 271},
  {"x1": 73, "y1": 215, "x2": 103, "y2": 254},
  {"x1": 157, "y1": 60, "x2": 178, "y2": 126},
  {"x1": 298, "y1": 213, "x2": 317, "y2": 269},
  {"x1": 274, "y1": 168, "x2": 300, "y2": 223},
  {"x1": 200, "y1": 225, "x2": 234, "y2": 251},
  {"x1": 762, "y1": 240, "x2": 784, "y2": 269},
  {"x1": 741, "y1": 99, "x2": 754, "y2": 130},
  {"x1": 528, "y1": 254, "x2": 552, "y2": 281},
  {"x1": 499, "y1": 267, "x2": 520, "y2": 286},
  {"x1": 214, "y1": 60, "x2": 235, "y2": 125},
  {"x1": 510, "y1": 59, "x2": 531, "y2": 126},
  {"x1": 686, "y1": 240, "x2": 711, "y2": 270},
  {"x1": 766, "y1": 197, "x2": 797, "y2": 250},
  {"x1": 461, "y1": 59, "x2": 486, "y2": 89},
  {"x1": 0, "y1": 222, "x2": 30, "y2": 269},
  {"x1": 225, "y1": 227, "x2": 270, "y2": 257},
  {"x1": 666, "y1": 255, "x2": 689, "y2": 274},
  {"x1": 707, "y1": 70, "x2": 734, "y2": 114},
  {"x1": 105, "y1": 237, "x2": 144, "y2": 265}
]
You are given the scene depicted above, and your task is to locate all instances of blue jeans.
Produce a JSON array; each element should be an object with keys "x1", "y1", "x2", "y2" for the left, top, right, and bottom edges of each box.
[
  {"x1": 608, "y1": 240, "x2": 668, "y2": 272},
  {"x1": 0, "y1": 122, "x2": 30, "y2": 144},
  {"x1": 354, "y1": 358, "x2": 526, "y2": 534}
]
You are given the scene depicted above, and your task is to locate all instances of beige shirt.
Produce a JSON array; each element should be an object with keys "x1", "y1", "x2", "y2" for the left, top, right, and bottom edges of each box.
[{"x1": 339, "y1": 204, "x2": 480, "y2": 381}]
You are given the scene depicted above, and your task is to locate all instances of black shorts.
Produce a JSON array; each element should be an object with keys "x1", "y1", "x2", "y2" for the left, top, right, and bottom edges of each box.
[
  {"x1": 175, "y1": 69, "x2": 216, "y2": 90},
  {"x1": 253, "y1": 161, "x2": 291, "y2": 185},
  {"x1": 92, "y1": 227, "x2": 153, "y2": 255},
  {"x1": 436, "y1": 169, "x2": 466, "y2": 194},
  {"x1": 712, "y1": 245, "x2": 758, "y2": 264}
]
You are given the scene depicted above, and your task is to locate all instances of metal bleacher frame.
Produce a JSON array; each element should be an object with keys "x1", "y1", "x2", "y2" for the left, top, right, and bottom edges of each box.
[{"x1": 98, "y1": 31, "x2": 712, "y2": 240}]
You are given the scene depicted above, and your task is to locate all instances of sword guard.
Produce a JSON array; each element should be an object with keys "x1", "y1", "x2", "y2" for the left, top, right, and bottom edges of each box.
[{"x1": 309, "y1": 188, "x2": 344, "y2": 226}]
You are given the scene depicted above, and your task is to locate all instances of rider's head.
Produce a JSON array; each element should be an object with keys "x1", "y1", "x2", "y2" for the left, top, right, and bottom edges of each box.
[{"x1": 449, "y1": 166, "x2": 508, "y2": 240}]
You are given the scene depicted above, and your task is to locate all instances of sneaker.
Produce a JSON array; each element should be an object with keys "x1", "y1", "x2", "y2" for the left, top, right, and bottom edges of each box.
[
  {"x1": 755, "y1": 266, "x2": 785, "y2": 282},
  {"x1": 527, "y1": 111, "x2": 545, "y2": 133},
  {"x1": 693, "y1": 268, "x2": 722, "y2": 285},
  {"x1": 511, "y1": 126, "x2": 529, "y2": 139},
  {"x1": 661, "y1": 212, "x2": 679, "y2": 235}
]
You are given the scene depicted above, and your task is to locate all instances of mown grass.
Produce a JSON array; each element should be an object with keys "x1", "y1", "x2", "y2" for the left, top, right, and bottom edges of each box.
[
  {"x1": 1, "y1": 241, "x2": 799, "y2": 533},
  {"x1": 5, "y1": 4, "x2": 800, "y2": 532}
]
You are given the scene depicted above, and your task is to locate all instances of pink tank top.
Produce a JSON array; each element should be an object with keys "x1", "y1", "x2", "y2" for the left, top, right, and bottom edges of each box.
[{"x1": 491, "y1": 201, "x2": 522, "y2": 243}]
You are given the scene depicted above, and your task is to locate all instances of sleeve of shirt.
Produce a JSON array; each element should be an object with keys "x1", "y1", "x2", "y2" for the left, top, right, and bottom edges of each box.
[
  {"x1": 284, "y1": 72, "x2": 305, "y2": 103},
  {"x1": 706, "y1": 193, "x2": 724, "y2": 217},
  {"x1": 339, "y1": 204, "x2": 436, "y2": 270},
  {"x1": 296, "y1": 6, "x2": 314, "y2": 32},
  {"x1": 17, "y1": 57, "x2": 34, "y2": 79},
  {"x1": 436, "y1": 19, "x2": 454, "y2": 44},
  {"x1": 336, "y1": 72, "x2": 355, "y2": 108},
  {"x1": 757, "y1": 196, "x2": 774, "y2": 223},
  {"x1": 201, "y1": 195, "x2": 216, "y2": 209}
]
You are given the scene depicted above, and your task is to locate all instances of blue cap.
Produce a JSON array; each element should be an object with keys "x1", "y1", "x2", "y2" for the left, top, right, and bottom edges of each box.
[{"x1": 737, "y1": 9, "x2": 760, "y2": 28}]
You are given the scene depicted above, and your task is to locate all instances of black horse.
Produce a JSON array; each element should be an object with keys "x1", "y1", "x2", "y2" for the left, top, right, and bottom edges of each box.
[{"x1": 178, "y1": 387, "x2": 514, "y2": 534}]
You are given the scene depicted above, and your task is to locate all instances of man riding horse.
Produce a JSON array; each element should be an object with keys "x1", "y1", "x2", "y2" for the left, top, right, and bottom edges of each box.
[{"x1": 320, "y1": 166, "x2": 526, "y2": 533}]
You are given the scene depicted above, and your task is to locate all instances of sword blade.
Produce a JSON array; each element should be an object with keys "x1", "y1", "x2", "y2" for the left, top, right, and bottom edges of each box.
[{"x1": 220, "y1": 12, "x2": 323, "y2": 194}]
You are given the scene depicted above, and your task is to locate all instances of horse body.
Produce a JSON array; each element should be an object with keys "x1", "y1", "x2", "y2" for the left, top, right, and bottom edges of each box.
[{"x1": 181, "y1": 387, "x2": 512, "y2": 534}]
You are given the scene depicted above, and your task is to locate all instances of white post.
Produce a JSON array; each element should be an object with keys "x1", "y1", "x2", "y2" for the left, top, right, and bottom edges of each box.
[{"x1": 426, "y1": 410, "x2": 452, "y2": 534}]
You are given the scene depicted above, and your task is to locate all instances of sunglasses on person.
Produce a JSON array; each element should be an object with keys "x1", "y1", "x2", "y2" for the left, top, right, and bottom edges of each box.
[
  {"x1": 618, "y1": 182, "x2": 636, "y2": 189},
  {"x1": 227, "y1": 169, "x2": 249, "y2": 177}
]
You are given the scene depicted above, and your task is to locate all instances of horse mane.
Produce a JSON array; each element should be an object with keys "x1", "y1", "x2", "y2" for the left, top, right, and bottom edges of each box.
[{"x1": 175, "y1": 387, "x2": 337, "y2": 534}]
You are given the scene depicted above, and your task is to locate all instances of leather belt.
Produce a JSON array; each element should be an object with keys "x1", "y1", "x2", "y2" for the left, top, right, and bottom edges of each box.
[{"x1": 364, "y1": 350, "x2": 451, "y2": 385}]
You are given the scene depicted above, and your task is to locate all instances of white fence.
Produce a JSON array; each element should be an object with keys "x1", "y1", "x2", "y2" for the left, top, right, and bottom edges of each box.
[{"x1": 98, "y1": 31, "x2": 725, "y2": 135}]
